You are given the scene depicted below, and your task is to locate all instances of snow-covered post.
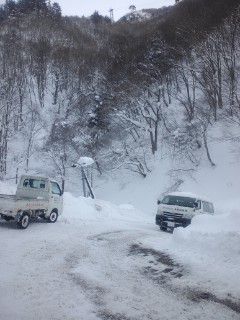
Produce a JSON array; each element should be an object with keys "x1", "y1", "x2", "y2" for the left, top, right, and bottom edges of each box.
[
  {"x1": 15, "y1": 167, "x2": 19, "y2": 185},
  {"x1": 72, "y1": 157, "x2": 95, "y2": 199}
]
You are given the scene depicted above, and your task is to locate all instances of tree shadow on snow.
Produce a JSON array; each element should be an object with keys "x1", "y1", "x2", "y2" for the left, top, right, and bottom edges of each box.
[{"x1": 0, "y1": 220, "x2": 18, "y2": 229}]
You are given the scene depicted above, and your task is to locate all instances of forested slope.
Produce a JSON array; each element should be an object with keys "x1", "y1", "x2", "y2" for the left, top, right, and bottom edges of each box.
[{"x1": 0, "y1": 0, "x2": 240, "y2": 191}]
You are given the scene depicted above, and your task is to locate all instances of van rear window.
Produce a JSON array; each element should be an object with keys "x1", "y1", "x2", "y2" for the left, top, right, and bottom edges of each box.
[{"x1": 23, "y1": 179, "x2": 46, "y2": 189}]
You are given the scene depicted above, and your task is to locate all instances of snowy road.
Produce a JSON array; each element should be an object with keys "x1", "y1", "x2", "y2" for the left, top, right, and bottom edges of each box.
[{"x1": 0, "y1": 198, "x2": 239, "y2": 320}]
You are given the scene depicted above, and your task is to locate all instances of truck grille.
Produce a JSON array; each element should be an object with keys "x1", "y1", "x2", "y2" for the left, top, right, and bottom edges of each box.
[{"x1": 163, "y1": 212, "x2": 183, "y2": 219}]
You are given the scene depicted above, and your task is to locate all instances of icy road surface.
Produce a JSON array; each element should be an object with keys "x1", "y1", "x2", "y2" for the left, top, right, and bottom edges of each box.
[{"x1": 0, "y1": 195, "x2": 239, "y2": 320}]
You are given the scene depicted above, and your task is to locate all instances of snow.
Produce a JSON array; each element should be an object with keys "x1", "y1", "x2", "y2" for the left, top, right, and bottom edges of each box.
[
  {"x1": 1, "y1": 126, "x2": 240, "y2": 319},
  {"x1": 122, "y1": 10, "x2": 152, "y2": 22},
  {"x1": 1, "y1": 190, "x2": 240, "y2": 319},
  {"x1": 95, "y1": 125, "x2": 240, "y2": 214},
  {"x1": 63, "y1": 192, "x2": 148, "y2": 223},
  {"x1": 166, "y1": 191, "x2": 211, "y2": 202},
  {"x1": 143, "y1": 210, "x2": 240, "y2": 297},
  {"x1": 76, "y1": 157, "x2": 95, "y2": 167}
]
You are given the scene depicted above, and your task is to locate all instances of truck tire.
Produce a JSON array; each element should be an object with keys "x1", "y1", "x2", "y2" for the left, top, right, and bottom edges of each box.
[
  {"x1": 17, "y1": 213, "x2": 30, "y2": 229},
  {"x1": 48, "y1": 210, "x2": 58, "y2": 223}
]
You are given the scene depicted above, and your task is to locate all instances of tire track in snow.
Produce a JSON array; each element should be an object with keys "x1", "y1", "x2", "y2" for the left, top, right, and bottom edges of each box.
[
  {"x1": 67, "y1": 229, "x2": 240, "y2": 320},
  {"x1": 128, "y1": 243, "x2": 240, "y2": 316}
]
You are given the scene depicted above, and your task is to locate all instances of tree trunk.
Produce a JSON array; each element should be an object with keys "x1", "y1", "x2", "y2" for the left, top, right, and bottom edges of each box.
[{"x1": 203, "y1": 131, "x2": 216, "y2": 167}]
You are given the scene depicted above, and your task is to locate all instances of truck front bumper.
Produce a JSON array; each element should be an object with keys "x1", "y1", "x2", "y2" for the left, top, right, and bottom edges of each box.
[{"x1": 155, "y1": 214, "x2": 191, "y2": 228}]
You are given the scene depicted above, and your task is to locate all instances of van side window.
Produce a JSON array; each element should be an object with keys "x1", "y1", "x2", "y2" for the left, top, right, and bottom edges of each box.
[
  {"x1": 51, "y1": 182, "x2": 61, "y2": 196},
  {"x1": 203, "y1": 201, "x2": 214, "y2": 213},
  {"x1": 23, "y1": 179, "x2": 46, "y2": 189}
]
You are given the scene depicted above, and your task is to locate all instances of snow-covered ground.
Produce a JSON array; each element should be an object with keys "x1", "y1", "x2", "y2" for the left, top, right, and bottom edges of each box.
[{"x1": 0, "y1": 192, "x2": 239, "y2": 320}]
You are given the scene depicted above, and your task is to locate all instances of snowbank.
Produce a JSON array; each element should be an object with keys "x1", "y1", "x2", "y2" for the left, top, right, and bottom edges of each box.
[
  {"x1": 178, "y1": 210, "x2": 240, "y2": 234},
  {"x1": 63, "y1": 192, "x2": 150, "y2": 224},
  {"x1": 144, "y1": 211, "x2": 240, "y2": 297}
]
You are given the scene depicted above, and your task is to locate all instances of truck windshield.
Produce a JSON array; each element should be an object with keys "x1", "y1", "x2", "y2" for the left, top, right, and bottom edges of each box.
[{"x1": 162, "y1": 195, "x2": 196, "y2": 208}]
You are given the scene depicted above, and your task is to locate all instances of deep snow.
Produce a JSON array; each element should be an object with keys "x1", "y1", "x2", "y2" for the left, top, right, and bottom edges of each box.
[{"x1": 0, "y1": 191, "x2": 240, "y2": 320}]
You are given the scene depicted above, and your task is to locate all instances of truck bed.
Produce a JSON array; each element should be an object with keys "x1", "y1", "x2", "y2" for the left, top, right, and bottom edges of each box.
[
  {"x1": 0, "y1": 194, "x2": 15, "y2": 199},
  {"x1": 0, "y1": 194, "x2": 48, "y2": 217},
  {"x1": 0, "y1": 194, "x2": 16, "y2": 212}
]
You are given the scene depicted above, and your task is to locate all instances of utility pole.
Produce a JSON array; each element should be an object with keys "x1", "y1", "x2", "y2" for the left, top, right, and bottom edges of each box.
[
  {"x1": 109, "y1": 8, "x2": 114, "y2": 22},
  {"x1": 72, "y1": 157, "x2": 95, "y2": 199}
]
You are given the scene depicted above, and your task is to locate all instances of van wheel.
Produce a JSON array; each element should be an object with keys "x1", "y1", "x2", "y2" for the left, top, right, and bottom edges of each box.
[
  {"x1": 160, "y1": 226, "x2": 167, "y2": 232},
  {"x1": 48, "y1": 210, "x2": 58, "y2": 223},
  {"x1": 17, "y1": 213, "x2": 30, "y2": 229}
]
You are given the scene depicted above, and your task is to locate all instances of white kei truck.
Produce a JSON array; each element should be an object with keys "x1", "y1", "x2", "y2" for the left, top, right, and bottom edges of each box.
[{"x1": 0, "y1": 175, "x2": 63, "y2": 229}]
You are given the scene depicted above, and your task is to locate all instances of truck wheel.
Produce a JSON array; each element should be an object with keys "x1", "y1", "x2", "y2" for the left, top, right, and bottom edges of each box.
[
  {"x1": 48, "y1": 210, "x2": 58, "y2": 223},
  {"x1": 17, "y1": 213, "x2": 30, "y2": 229}
]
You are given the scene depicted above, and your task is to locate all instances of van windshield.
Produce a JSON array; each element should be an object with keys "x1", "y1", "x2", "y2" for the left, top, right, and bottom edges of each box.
[{"x1": 162, "y1": 195, "x2": 196, "y2": 208}]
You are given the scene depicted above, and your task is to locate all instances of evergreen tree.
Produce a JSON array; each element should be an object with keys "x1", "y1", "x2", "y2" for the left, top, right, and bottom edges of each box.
[
  {"x1": 18, "y1": 0, "x2": 47, "y2": 14},
  {"x1": 4, "y1": 0, "x2": 17, "y2": 16},
  {"x1": 90, "y1": 11, "x2": 111, "y2": 25},
  {"x1": 51, "y1": 2, "x2": 61, "y2": 17},
  {"x1": 0, "y1": 6, "x2": 6, "y2": 22}
]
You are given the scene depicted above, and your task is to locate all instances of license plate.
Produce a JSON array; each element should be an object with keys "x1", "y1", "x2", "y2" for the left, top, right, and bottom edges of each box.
[{"x1": 167, "y1": 221, "x2": 175, "y2": 227}]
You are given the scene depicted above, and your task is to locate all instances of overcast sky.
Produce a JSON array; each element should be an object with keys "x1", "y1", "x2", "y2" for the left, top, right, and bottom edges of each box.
[
  {"x1": 0, "y1": 0, "x2": 175, "y2": 19},
  {"x1": 57, "y1": 0, "x2": 175, "y2": 20}
]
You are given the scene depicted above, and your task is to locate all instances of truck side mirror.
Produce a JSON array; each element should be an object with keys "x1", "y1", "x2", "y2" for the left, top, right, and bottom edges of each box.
[
  {"x1": 157, "y1": 200, "x2": 161, "y2": 205},
  {"x1": 194, "y1": 202, "x2": 199, "y2": 209}
]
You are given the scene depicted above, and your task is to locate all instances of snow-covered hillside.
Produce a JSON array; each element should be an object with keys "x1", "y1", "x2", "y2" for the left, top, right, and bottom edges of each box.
[{"x1": 95, "y1": 125, "x2": 240, "y2": 214}]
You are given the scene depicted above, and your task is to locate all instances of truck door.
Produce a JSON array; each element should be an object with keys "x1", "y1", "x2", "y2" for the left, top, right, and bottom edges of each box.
[{"x1": 50, "y1": 182, "x2": 63, "y2": 214}]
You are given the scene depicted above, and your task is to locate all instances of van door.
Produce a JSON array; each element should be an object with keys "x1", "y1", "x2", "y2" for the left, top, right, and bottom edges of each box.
[{"x1": 50, "y1": 182, "x2": 63, "y2": 215}]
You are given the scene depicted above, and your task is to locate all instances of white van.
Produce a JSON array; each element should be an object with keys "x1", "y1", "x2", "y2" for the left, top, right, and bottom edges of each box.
[{"x1": 155, "y1": 192, "x2": 214, "y2": 232}]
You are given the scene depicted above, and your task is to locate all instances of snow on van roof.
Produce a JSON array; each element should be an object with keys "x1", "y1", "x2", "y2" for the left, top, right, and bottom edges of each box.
[{"x1": 167, "y1": 192, "x2": 211, "y2": 202}]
